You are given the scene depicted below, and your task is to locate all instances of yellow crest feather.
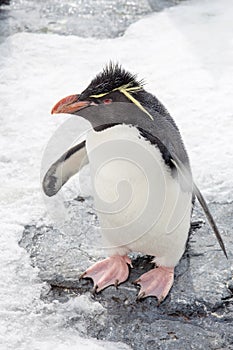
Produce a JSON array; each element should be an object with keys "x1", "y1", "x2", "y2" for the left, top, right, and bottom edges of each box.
[{"x1": 90, "y1": 84, "x2": 154, "y2": 121}]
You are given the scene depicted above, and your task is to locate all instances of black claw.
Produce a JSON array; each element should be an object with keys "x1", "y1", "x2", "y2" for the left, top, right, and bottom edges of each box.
[
  {"x1": 114, "y1": 279, "x2": 119, "y2": 288},
  {"x1": 157, "y1": 295, "x2": 164, "y2": 306},
  {"x1": 79, "y1": 272, "x2": 86, "y2": 280},
  {"x1": 136, "y1": 291, "x2": 145, "y2": 300},
  {"x1": 92, "y1": 284, "x2": 98, "y2": 294},
  {"x1": 132, "y1": 279, "x2": 140, "y2": 285}
]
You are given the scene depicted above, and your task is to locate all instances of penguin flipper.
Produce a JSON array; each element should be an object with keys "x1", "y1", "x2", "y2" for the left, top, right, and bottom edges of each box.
[
  {"x1": 42, "y1": 140, "x2": 88, "y2": 197},
  {"x1": 194, "y1": 183, "x2": 228, "y2": 258}
]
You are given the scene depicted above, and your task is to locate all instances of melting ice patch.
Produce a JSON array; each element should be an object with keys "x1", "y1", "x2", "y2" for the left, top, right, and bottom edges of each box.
[{"x1": 0, "y1": 0, "x2": 233, "y2": 348}]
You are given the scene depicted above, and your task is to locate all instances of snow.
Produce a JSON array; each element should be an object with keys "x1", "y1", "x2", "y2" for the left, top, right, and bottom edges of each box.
[{"x1": 0, "y1": 0, "x2": 233, "y2": 348}]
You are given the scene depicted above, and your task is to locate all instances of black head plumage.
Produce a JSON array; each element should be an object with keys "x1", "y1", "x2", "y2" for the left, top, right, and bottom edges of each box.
[{"x1": 79, "y1": 62, "x2": 144, "y2": 100}]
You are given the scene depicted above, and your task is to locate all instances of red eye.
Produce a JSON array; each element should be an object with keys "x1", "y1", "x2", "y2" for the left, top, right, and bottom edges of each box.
[{"x1": 103, "y1": 99, "x2": 112, "y2": 104}]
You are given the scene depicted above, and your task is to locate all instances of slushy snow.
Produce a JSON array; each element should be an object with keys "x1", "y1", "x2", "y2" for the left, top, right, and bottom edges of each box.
[{"x1": 0, "y1": 0, "x2": 233, "y2": 349}]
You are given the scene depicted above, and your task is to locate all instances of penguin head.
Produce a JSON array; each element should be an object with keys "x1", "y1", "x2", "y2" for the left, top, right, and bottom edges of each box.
[{"x1": 51, "y1": 63, "x2": 154, "y2": 128}]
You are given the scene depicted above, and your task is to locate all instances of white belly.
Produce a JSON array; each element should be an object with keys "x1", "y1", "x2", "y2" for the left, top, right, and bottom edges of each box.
[{"x1": 86, "y1": 124, "x2": 192, "y2": 267}]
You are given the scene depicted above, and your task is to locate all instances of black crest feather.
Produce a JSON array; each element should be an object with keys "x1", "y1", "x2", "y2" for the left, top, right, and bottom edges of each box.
[{"x1": 80, "y1": 62, "x2": 144, "y2": 99}]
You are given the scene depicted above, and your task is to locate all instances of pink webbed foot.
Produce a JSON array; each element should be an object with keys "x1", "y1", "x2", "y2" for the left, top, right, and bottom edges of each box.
[
  {"x1": 81, "y1": 255, "x2": 132, "y2": 293},
  {"x1": 135, "y1": 266, "x2": 174, "y2": 304}
]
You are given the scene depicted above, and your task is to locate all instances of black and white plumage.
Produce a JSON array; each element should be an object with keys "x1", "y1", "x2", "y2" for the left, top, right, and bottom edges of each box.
[{"x1": 43, "y1": 63, "x2": 227, "y2": 303}]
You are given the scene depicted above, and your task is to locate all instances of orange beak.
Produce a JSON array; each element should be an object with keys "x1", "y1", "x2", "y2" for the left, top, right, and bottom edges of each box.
[{"x1": 51, "y1": 94, "x2": 91, "y2": 114}]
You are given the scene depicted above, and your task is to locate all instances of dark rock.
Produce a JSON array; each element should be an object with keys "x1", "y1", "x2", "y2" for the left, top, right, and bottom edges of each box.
[
  {"x1": 19, "y1": 197, "x2": 233, "y2": 349},
  {"x1": 0, "y1": 0, "x2": 10, "y2": 5}
]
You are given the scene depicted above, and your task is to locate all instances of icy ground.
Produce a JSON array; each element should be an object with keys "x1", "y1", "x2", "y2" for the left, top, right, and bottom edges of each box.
[
  {"x1": 0, "y1": 0, "x2": 233, "y2": 349},
  {"x1": 0, "y1": 0, "x2": 184, "y2": 40}
]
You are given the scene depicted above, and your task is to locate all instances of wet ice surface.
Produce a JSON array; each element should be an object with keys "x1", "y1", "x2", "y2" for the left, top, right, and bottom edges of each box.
[
  {"x1": 20, "y1": 198, "x2": 232, "y2": 308},
  {"x1": 19, "y1": 198, "x2": 233, "y2": 349},
  {"x1": 0, "y1": 0, "x2": 185, "y2": 40},
  {"x1": 1, "y1": 0, "x2": 233, "y2": 349}
]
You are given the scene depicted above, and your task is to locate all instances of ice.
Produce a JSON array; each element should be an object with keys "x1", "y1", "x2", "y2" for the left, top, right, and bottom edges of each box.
[
  {"x1": 0, "y1": 0, "x2": 151, "y2": 39},
  {"x1": 0, "y1": 0, "x2": 233, "y2": 348},
  {"x1": 0, "y1": 1, "x2": 188, "y2": 40}
]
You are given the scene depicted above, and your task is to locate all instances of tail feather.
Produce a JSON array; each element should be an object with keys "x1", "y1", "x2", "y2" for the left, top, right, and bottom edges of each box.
[{"x1": 194, "y1": 183, "x2": 228, "y2": 259}]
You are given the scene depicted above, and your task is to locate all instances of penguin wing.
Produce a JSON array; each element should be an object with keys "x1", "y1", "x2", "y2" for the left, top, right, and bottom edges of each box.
[
  {"x1": 193, "y1": 184, "x2": 228, "y2": 258},
  {"x1": 42, "y1": 140, "x2": 88, "y2": 197}
]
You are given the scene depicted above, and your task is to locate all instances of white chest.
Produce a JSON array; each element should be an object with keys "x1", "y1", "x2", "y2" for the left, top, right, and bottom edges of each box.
[{"x1": 86, "y1": 124, "x2": 192, "y2": 266}]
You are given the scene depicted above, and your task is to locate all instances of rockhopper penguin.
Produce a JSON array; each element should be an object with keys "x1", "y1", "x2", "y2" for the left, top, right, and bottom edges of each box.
[{"x1": 43, "y1": 63, "x2": 227, "y2": 303}]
